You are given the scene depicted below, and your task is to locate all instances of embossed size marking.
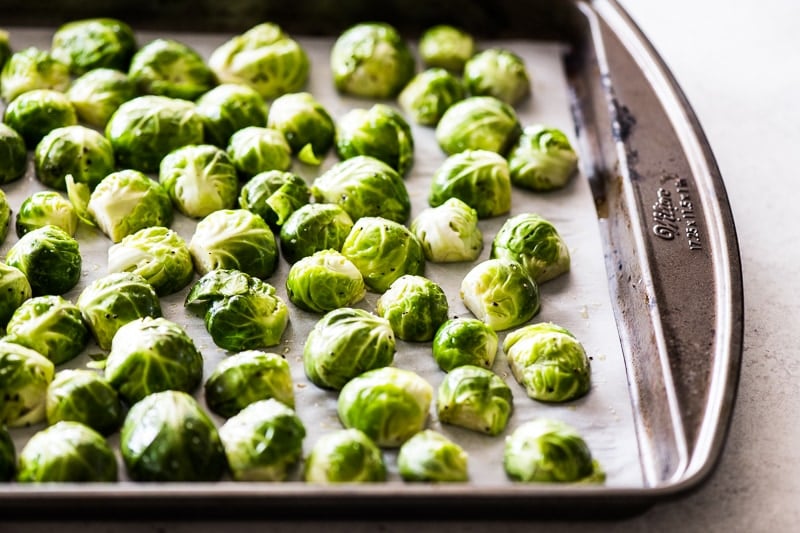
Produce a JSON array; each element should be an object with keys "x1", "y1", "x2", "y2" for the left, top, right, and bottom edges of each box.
[{"x1": 651, "y1": 174, "x2": 702, "y2": 251}]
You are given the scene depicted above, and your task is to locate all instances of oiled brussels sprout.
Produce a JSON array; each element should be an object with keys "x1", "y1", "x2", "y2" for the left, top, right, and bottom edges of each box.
[
  {"x1": 16, "y1": 421, "x2": 117, "y2": 482},
  {"x1": 419, "y1": 25, "x2": 475, "y2": 72},
  {"x1": 331, "y1": 22, "x2": 415, "y2": 99},
  {"x1": 436, "y1": 364, "x2": 513, "y2": 436},
  {"x1": 504, "y1": 418, "x2": 605, "y2": 483},
  {"x1": 398, "y1": 68, "x2": 465, "y2": 126},
  {"x1": 335, "y1": 104, "x2": 414, "y2": 176},
  {"x1": 45, "y1": 369, "x2": 123, "y2": 436},
  {"x1": 5, "y1": 225, "x2": 81, "y2": 296},
  {"x1": 507, "y1": 125, "x2": 579, "y2": 191},
  {"x1": 286, "y1": 250, "x2": 365, "y2": 313},
  {"x1": 195, "y1": 83, "x2": 269, "y2": 148},
  {"x1": 3, "y1": 89, "x2": 77, "y2": 146},
  {"x1": 429, "y1": 149, "x2": 511, "y2": 219},
  {"x1": 0, "y1": 340, "x2": 54, "y2": 427},
  {"x1": 432, "y1": 317, "x2": 498, "y2": 372},
  {"x1": 128, "y1": 38, "x2": 215, "y2": 100},
  {"x1": 491, "y1": 213, "x2": 570, "y2": 283},
  {"x1": 376, "y1": 275, "x2": 449, "y2": 342},
  {"x1": 0, "y1": 123, "x2": 27, "y2": 184},
  {"x1": 0, "y1": 263, "x2": 32, "y2": 332},
  {"x1": 67, "y1": 68, "x2": 137, "y2": 128},
  {"x1": 267, "y1": 92, "x2": 334, "y2": 164},
  {"x1": 239, "y1": 170, "x2": 310, "y2": 230},
  {"x1": 397, "y1": 429, "x2": 469, "y2": 482},
  {"x1": 120, "y1": 390, "x2": 226, "y2": 482},
  {"x1": 278, "y1": 203, "x2": 354, "y2": 264},
  {"x1": 304, "y1": 428, "x2": 386, "y2": 483},
  {"x1": 435, "y1": 96, "x2": 521, "y2": 155},
  {"x1": 463, "y1": 48, "x2": 531, "y2": 105},
  {"x1": 50, "y1": 18, "x2": 137, "y2": 75},
  {"x1": 227, "y1": 126, "x2": 292, "y2": 178},
  {"x1": 410, "y1": 198, "x2": 483, "y2": 263},
  {"x1": 337, "y1": 367, "x2": 432, "y2": 448},
  {"x1": 16, "y1": 191, "x2": 78, "y2": 238},
  {"x1": 219, "y1": 398, "x2": 306, "y2": 481},
  {"x1": 0, "y1": 47, "x2": 70, "y2": 103},
  {"x1": 205, "y1": 350, "x2": 294, "y2": 418},
  {"x1": 303, "y1": 307, "x2": 395, "y2": 390},
  {"x1": 34, "y1": 124, "x2": 115, "y2": 191},
  {"x1": 0, "y1": 189, "x2": 9, "y2": 242},
  {"x1": 0, "y1": 425, "x2": 14, "y2": 481},
  {"x1": 460, "y1": 258, "x2": 540, "y2": 331},
  {"x1": 5, "y1": 295, "x2": 88, "y2": 365}
]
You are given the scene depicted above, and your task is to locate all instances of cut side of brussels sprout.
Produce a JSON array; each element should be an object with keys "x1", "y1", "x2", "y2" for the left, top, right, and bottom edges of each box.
[
  {"x1": 507, "y1": 125, "x2": 579, "y2": 191},
  {"x1": 490, "y1": 212, "x2": 571, "y2": 283},
  {"x1": 436, "y1": 364, "x2": 513, "y2": 436},
  {"x1": 34, "y1": 124, "x2": 115, "y2": 191},
  {"x1": 50, "y1": 18, "x2": 137, "y2": 75},
  {"x1": 432, "y1": 317, "x2": 499, "y2": 372},
  {"x1": 286, "y1": 250, "x2": 366, "y2": 313},
  {"x1": 0, "y1": 47, "x2": 71, "y2": 103},
  {"x1": 46, "y1": 369, "x2": 123, "y2": 436},
  {"x1": 398, "y1": 68, "x2": 466, "y2": 127},
  {"x1": 419, "y1": 25, "x2": 475, "y2": 72},
  {"x1": 267, "y1": 91, "x2": 335, "y2": 159},
  {"x1": 460, "y1": 258, "x2": 540, "y2": 331},
  {"x1": 278, "y1": 203, "x2": 354, "y2": 264},
  {"x1": 67, "y1": 68, "x2": 137, "y2": 128},
  {"x1": 15, "y1": 191, "x2": 78, "y2": 238},
  {"x1": 238, "y1": 170, "x2": 311, "y2": 231},
  {"x1": 128, "y1": 38, "x2": 215, "y2": 100},
  {"x1": 3, "y1": 89, "x2": 77, "y2": 147},
  {"x1": 435, "y1": 95, "x2": 521, "y2": 156},
  {"x1": 0, "y1": 340, "x2": 55, "y2": 428},
  {"x1": 397, "y1": 429, "x2": 469, "y2": 482},
  {"x1": 429, "y1": 149, "x2": 512, "y2": 219},
  {"x1": 195, "y1": 83, "x2": 269, "y2": 148},
  {"x1": 335, "y1": 103, "x2": 415, "y2": 176},
  {"x1": 5, "y1": 295, "x2": 89, "y2": 365},
  {"x1": 463, "y1": 48, "x2": 531, "y2": 105},
  {"x1": 304, "y1": 428, "x2": 386, "y2": 483},
  {"x1": 410, "y1": 197, "x2": 483, "y2": 263},
  {"x1": 227, "y1": 126, "x2": 293, "y2": 178},
  {"x1": 376, "y1": 275, "x2": 449, "y2": 342},
  {"x1": 0, "y1": 123, "x2": 27, "y2": 185},
  {"x1": 5, "y1": 224, "x2": 82, "y2": 296}
]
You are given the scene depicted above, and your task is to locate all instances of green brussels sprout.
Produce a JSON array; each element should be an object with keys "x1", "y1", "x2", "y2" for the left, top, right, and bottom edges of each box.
[
  {"x1": 105, "y1": 95, "x2": 204, "y2": 173},
  {"x1": 5, "y1": 225, "x2": 81, "y2": 296},
  {"x1": 5, "y1": 295, "x2": 88, "y2": 365},
  {"x1": 304, "y1": 428, "x2": 386, "y2": 483},
  {"x1": 397, "y1": 429, "x2": 469, "y2": 482},
  {"x1": 435, "y1": 96, "x2": 521, "y2": 155},
  {"x1": 460, "y1": 258, "x2": 540, "y2": 331},
  {"x1": 16, "y1": 421, "x2": 117, "y2": 482},
  {"x1": 376, "y1": 275, "x2": 449, "y2": 342},
  {"x1": 104, "y1": 316, "x2": 203, "y2": 405},
  {"x1": 507, "y1": 125, "x2": 579, "y2": 191},
  {"x1": 0, "y1": 425, "x2": 14, "y2": 481},
  {"x1": 195, "y1": 83, "x2": 269, "y2": 148},
  {"x1": 0, "y1": 30, "x2": 10, "y2": 73},
  {"x1": 0, "y1": 123, "x2": 27, "y2": 184},
  {"x1": 303, "y1": 307, "x2": 395, "y2": 390},
  {"x1": 67, "y1": 68, "x2": 137, "y2": 128},
  {"x1": 3, "y1": 89, "x2": 77, "y2": 147},
  {"x1": 463, "y1": 48, "x2": 531, "y2": 105},
  {"x1": 428, "y1": 149, "x2": 511, "y2": 219},
  {"x1": 286, "y1": 250, "x2": 365, "y2": 313},
  {"x1": 0, "y1": 189, "x2": 8, "y2": 243},
  {"x1": 0, "y1": 339, "x2": 54, "y2": 427},
  {"x1": 340, "y1": 216, "x2": 425, "y2": 293},
  {"x1": 436, "y1": 364, "x2": 513, "y2": 436},
  {"x1": 410, "y1": 198, "x2": 483, "y2": 263},
  {"x1": 50, "y1": 18, "x2": 137, "y2": 75},
  {"x1": 490, "y1": 212, "x2": 571, "y2": 283},
  {"x1": 238, "y1": 170, "x2": 310, "y2": 230},
  {"x1": 218, "y1": 398, "x2": 306, "y2": 481},
  {"x1": 128, "y1": 38, "x2": 215, "y2": 100},
  {"x1": 226, "y1": 126, "x2": 292, "y2": 178},
  {"x1": 337, "y1": 366, "x2": 432, "y2": 448},
  {"x1": 204, "y1": 350, "x2": 294, "y2": 418},
  {"x1": 209, "y1": 22, "x2": 309, "y2": 100},
  {"x1": 432, "y1": 317, "x2": 498, "y2": 372},
  {"x1": 77, "y1": 271, "x2": 162, "y2": 351},
  {"x1": 107, "y1": 226, "x2": 195, "y2": 296},
  {"x1": 45, "y1": 369, "x2": 123, "y2": 435},
  {"x1": 15, "y1": 191, "x2": 78, "y2": 238},
  {"x1": 184, "y1": 269, "x2": 289, "y2": 352},
  {"x1": 311, "y1": 156, "x2": 411, "y2": 224},
  {"x1": 335, "y1": 104, "x2": 414, "y2": 176},
  {"x1": 0, "y1": 47, "x2": 71, "y2": 103},
  {"x1": 398, "y1": 68, "x2": 466, "y2": 126},
  {"x1": 266, "y1": 91, "x2": 335, "y2": 163},
  {"x1": 159, "y1": 143, "x2": 239, "y2": 219},
  {"x1": 278, "y1": 203, "x2": 354, "y2": 264},
  {"x1": 330, "y1": 22, "x2": 415, "y2": 99},
  {"x1": 0, "y1": 263, "x2": 32, "y2": 332},
  {"x1": 34, "y1": 124, "x2": 115, "y2": 191},
  {"x1": 419, "y1": 25, "x2": 475, "y2": 72},
  {"x1": 504, "y1": 418, "x2": 605, "y2": 483},
  {"x1": 120, "y1": 390, "x2": 226, "y2": 482}
]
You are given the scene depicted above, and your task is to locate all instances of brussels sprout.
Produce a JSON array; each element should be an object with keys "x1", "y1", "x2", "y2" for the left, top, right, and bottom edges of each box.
[
  {"x1": 5, "y1": 295, "x2": 88, "y2": 365},
  {"x1": 67, "y1": 68, "x2": 137, "y2": 128},
  {"x1": 16, "y1": 421, "x2": 117, "y2": 482},
  {"x1": 398, "y1": 68, "x2": 465, "y2": 126},
  {"x1": 436, "y1": 364, "x2": 513, "y2": 436},
  {"x1": 0, "y1": 425, "x2": 14, "y2": 481},
  {"x1": 159, "y1": 143, "x2": 239, "y2": 219},
  {"x1": 219, "y1": 398, "x2": 305, "y2": 481},
  {"x1": 419, "y1": 25, "x2": 475, "y2": 72},
  {"x1": 129, "y1": 38, "x2": 215, "y2": 100},
  {"x1": 330, "y1": 22, "x2": 415, "y2": 99},
  {"x1": 463, "y1": 48, "x2": 531, "y2": 105},
  {"x1": 507, "y1": 125, "x2": 579, "y2": 191},
  {"x1": 267, "y1": 91, "x2": 335, "y2": 163},
  {"x1": 335, "y1": 104, "x2": 414, "y2": 176},
  {"x1": 376, "y1": 275, "x2": 449, "y2": 342},
  {"x1": 286, "y1": 250, "x2": 365, "y2": 313},
  {"x1": 195, "y1": 83, "x2": 269, "y2": 148},
  {"x1": 0, "y1": 263, "x2": 32, "y2": 332},
  {"x1": 311, "y1": 156, "x2": 411, "y2": 224},
  {"x1": 238, "y1": 170, "x2": 310, "y2": 230},
  {"x1": 50, "y1": 18, "x2": 137, "y2": 75},
  {"x1": 209, "y1": 23, "x2": 309, "y2": 100},
  {"x1": 34, "y1": 124, "x2": 115, "y2": 191},
  {"x1": 278, "y1": 203, "x2": 354, "y2": 264},
  {"x1": 460, "y1": 258, "x2": 540, "y2": 331},
  {"x1": 435, "y1": 96, "x2": 521, "y2": 155},
  {"x1": 0, "y1": 47, "x2": 70, "y2": 103},
  {"x1": 15, "y1": 191, "x2": 78, "y2": 238},
  {"x1": 429, "y1": 149, "x2": 511, "y2": 219},
  {"x1": 490, "y1": 212, "x2": 571, "y2": 283},
  {"x1": 0, "y1": 30, "x2": 10, "y2": 73},
  {"x1": 304, "y1": 428, "x2": 386, "y2": 483},
  {"x1": 337, "y1": 367, "x2": 432, "y2": 448},
  {"x1": 105, "y1": 95, "x2": 204, "y2": 173},
  {"x1": 5, "y1": 225, "x2": 81, "y2": 296},
  {"x1": 397, "y1": 429, "x2": 469, "y2": 482},
  {"x1": 226, "y1": 126, "x2": 292, "y2": 178},
  {"x1": 504, "y1": 418, "x2": 605, "y2": 483},
  {"x1": 303, "y1": 307, "x2": 395, "y2": 390},
  {"x1": 0, "y1": 340, "x2": 54, "y2": 427},
  {"x1": 107, "y1": 226, "x2": 194, "y2": 296},
  {"x1": 120, "y1": 390, "x2": 226, "y2": 482},
  {"x1": 105, "y1": 317, "x2": 203, "y2": 405},
  {"x1": 410, "y1": 198, "x2": 483, "y2": 263},
  {"x1": 204, "y1": 350, "x2": 294, "y2": 418},
  {"x1": 0, "y1": 123, "x2": 27, "y2": 184},
  {"x1": 0, "y1": 189, "x2": 8, "y2": 243},
  {"x1": 340, "y1": 216, "x2": 425, "y2": 293},
  {"x1": 45, "y1": 369, "x2": 123, "y2": 435},
  {"x1": 432, "y1": 317, "x2": 498, "y2": 372},
  {"x1": 188, "y1": 209, "x2": 278, "y2": 279},
  {"x1": 3, "y1": 89, "x2": 77, "y2": 147},
  {"x1": 77, "y1": 271, "x2": 162, "y2": 351}
]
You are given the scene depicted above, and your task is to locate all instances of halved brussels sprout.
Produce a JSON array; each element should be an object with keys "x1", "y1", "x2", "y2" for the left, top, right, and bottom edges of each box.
[
  {"x1": 304, "y1": 428, "x2": 386, "y2": 483},
  {"x1": 303, "y1": 307, "x2": 395, "y2": 390},
  {"x1": 5, "y1": 295, "x2": 88, "y2": 365},
  {"x1": 239, "y1": 170, "x2": 310, "y2": 230},
  {"x1": 50, "y1": 18, "x2": 137, "y2": 75},
  {"x1": 227, "y1": 126, "x2": 292, "y2": 178},
  {"x1": 195, "y1": 83, "x2": 269, "y2": 148},
  {"x1": 490, "y1": 212, "x2": 570, "y2": 283},
  {"x1": 435, "y1": 96, "x2": 521, "y2": 155},
  {"x1": 0, "y1": 123, "x2": 27, "y2": 184},
  {"x1": 463, "y1": 48, "x2": 531, "y2": 105},
  {"x1": 507, "y1": 125, "x2": 579, "y2": 191},
  {"x1": 67, "y1": 68, "x2": 137, "y2": 128},
  {"x1": 45, "y1": 369, "x2": 123, "y2": 436},
  {"x1": 429, "y1": 149, "x2": 511, "y2": 219},
  {"x1": 436, "y1": 364, "x2": 513, "y2": 436},
  {"x1": 278, "y1": 203, "x2": 354, "y2": 264},
  {"x1": 267, "y1": 92, "x2": 335, "y2": 163},
  {"x1": 16, "y1": 191, "x2": 78, "y2": 237},
  {"x1": 0, "y1": 339, "x2": 54, "y2": 427},
  {"x1": 5, "y1": 225, "x2": 81, "y2": 296},
  {"x1": 34, "y1": 124, "x2": 115, "y2": 191},
  {"x1": 286, "y1": 250, "x2": 366, "y2": 313},
  {"x1": 335, "y1": 104, "x2": 414, "y2": 176},
  {"x1": 460, "y1": 258, "x2": 540, "y2": 331},
  {"x1": 0, "y1": 189, "x2": 8, "y2": 243},
  {"x1": 129, "y1": 38, "x2": 215, "y2": 100},
  {"x1": 397, "y1": 429, "x2": 469, "y2": 482},
  {"x1": 0, "y1": 425, "x2": 14, "y2": 481},
  {"x1": 410, "y1": 198, "x2": 483, "y2": 263},
  {"x1": 376, "y1": 275, "x2": 449, "y2": 342},
  {"x1": 3, "y1": 89, "x2": 77, "y2": 147},
  {"x1": 398, "y1": 68, "x2": 465, "y2": 126},
  {"x1": 0, "y1": 263, "x2": 32, "y2": 332},
  {"x1": 419, "y1": 25, "x2": 475, "y2": 72},
  {"x1": 0, "y1": 47, "x2": 71, "y2": 102},
  {"x1": 432, "y1": 317, "x2": 498, "y2": 372}
]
